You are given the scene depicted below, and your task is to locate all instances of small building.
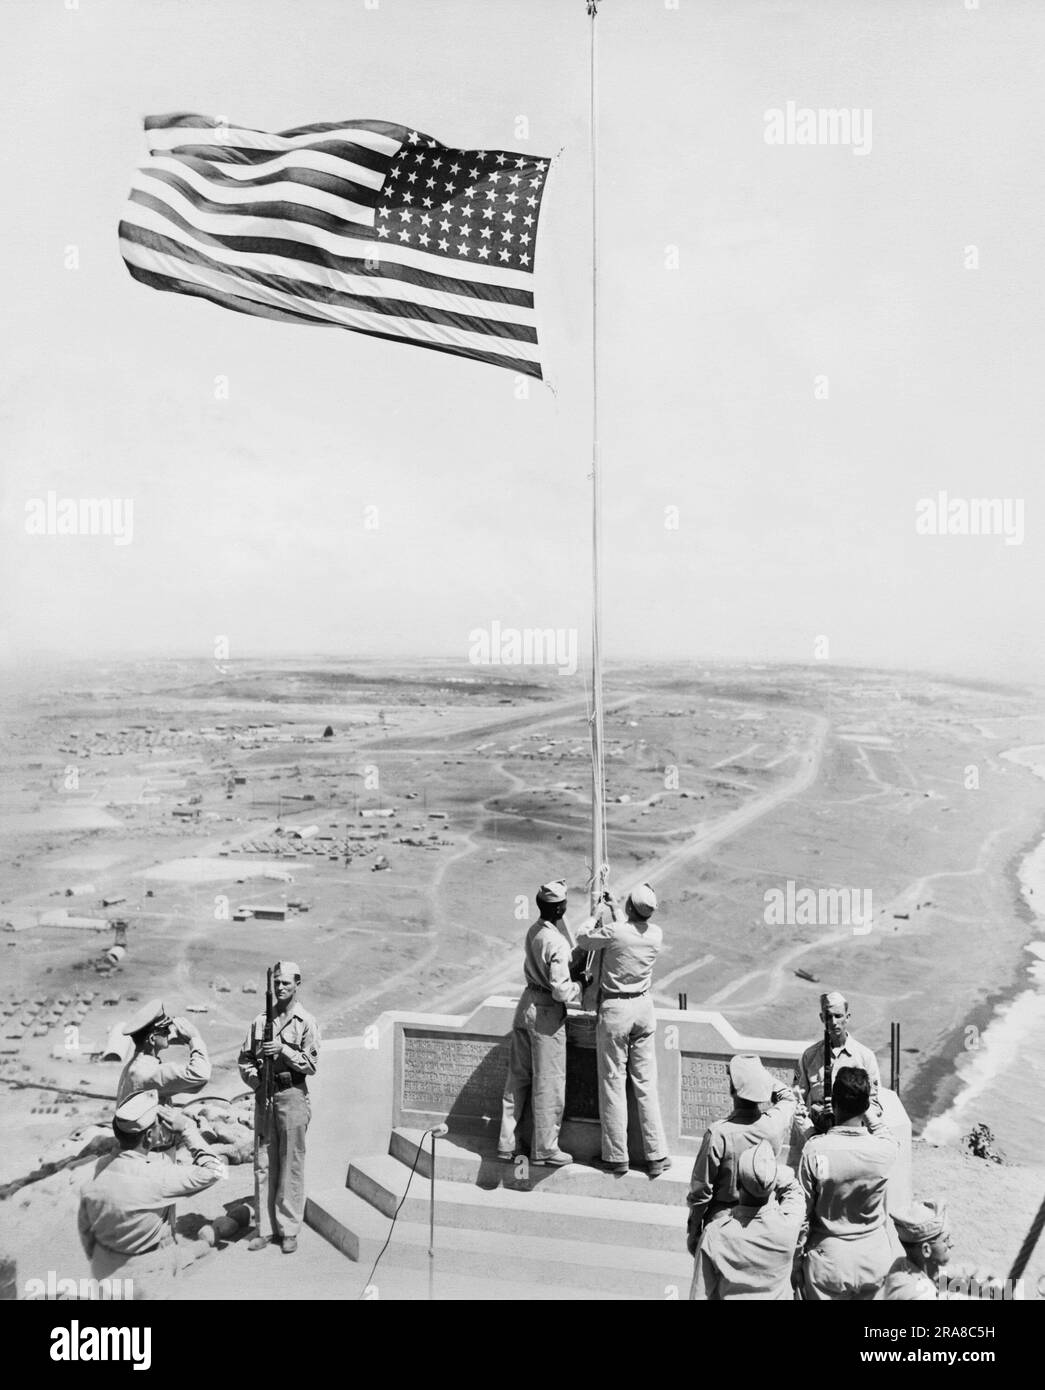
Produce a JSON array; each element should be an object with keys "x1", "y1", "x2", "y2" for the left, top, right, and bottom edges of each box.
[
  {"x1": 251, "y1": 905, "x2": 287, "y2": 922},
  {"x1": 286, "y1": 825, "x2": 319, "y2": 840}
]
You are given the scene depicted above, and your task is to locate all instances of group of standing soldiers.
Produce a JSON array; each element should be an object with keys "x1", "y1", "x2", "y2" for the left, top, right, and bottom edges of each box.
[
  {"x1": 76, "y1": 962, "x2": 319, "y2": 1297},
  {"x1": 500, "y1": 882, "x2": 982, "y2": 1302},
  {"x1": 499, "y1": 877, "x2": 670, "y2": 1176}
]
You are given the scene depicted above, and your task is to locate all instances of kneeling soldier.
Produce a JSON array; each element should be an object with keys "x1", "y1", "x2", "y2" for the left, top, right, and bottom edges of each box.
[{"x1": 77, "y1": 1090, "x2": 225, "y2": 1300}]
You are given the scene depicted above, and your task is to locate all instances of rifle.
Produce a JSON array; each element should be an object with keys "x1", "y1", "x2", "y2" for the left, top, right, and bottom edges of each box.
[
  {"x1": 261, "y1": 965, "x2": 275, "y2": 1112},
  {"x1": 819, "y1": 1020, "x2": 834, "y2": 1133}
]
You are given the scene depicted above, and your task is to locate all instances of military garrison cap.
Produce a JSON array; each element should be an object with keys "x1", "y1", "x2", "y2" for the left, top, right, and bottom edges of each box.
[
  {"x1": 114, "y1": 1089, "x2": 159, "y2": 1134},
  {"x1": 120, "y1": 999, "x2": 173, "y2": 1037},
  {"x1": 891, "y1": 1200, "x2": 948, "y2": 1245},
  {"x1": 820, "y1": 991, "x2": 848, "y2": 1011},
  {"x1": 729, "y1": 1054, "x2": 776, "y2": 1104},
  {"x1": 738, "y1": 1140, "x2": 778, "y2": 1201},
  {"x1": 536, "y1": 880, "x2": 568, "y2": 905},
  {"x1": 274, "y1": 960, "x2": 301, "y2": 981},
  {"x1": 628, "y1": 883, "x2": 657, "y2": 918}
]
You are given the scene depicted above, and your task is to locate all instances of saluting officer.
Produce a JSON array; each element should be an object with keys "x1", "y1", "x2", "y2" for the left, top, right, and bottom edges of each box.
[
  {"x1": 238, "y1": 960, "x2": 319, "y2": 1255},
  {"x1": 77, "y1": 1089, "x2": 225, "y2": 1299},
  {"x1": 798, "y1": 1067, "x2": 899, "y2": 1301},
  {"x1": 116, "y1": 999, "x2": 211, "y2": 1106},
  {"x1": 498, "y1": 879, "x2": 580, "y2": 1166},
  {"x1": 575, "y1": 883, "x2": 670, "y2": 1177},
  {"x1": 686, "y1": 1055, "x2": 797, "y2": 1252}
]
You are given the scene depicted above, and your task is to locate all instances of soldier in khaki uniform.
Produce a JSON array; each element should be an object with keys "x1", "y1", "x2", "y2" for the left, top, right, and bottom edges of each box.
[
  {"x1": 498, "y1": 880, "x2": 579, "y2": 1166},
  {"x1": 686, "y1": 1055, "x2": 797, "y2": 1252},
  {"x1": 884, "y1": 1201, "x2": 1013, "y2": 1301},
  {"x1": 798, "y1": 1066, "x2": 899, "y2": 1300},
  {"x1": 116, "y1": 998, "x2": 211, "y2": 1106},
  {"x1": 883, "y1": 1200, "x2": 952, "y2": 1300},
  {"x1": 795, "y1": 991, "x2": 880, "y2": 1125},
  {"x1": 574, "y1": 883, "x2": 669, "y2": 1177},
  {"x1": 691, "y1": 1140, "x2": 805, "y2": 1301},
  {"x1": 238, "y1": 960, "x2": 319, "y2": 1254},
  {"x1": 77, "y1": 1089, "x2": 225, "y2": 1299}
]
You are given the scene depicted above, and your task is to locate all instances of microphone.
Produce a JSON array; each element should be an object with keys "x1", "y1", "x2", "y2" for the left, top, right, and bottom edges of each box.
[{"x1": 430, "y1": 1123, "x2": 448, "y2": 1138}]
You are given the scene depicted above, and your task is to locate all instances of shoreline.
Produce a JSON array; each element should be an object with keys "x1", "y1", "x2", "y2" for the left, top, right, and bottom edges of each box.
[{"x1": 904, "y1": 760, "x2": 1045, "y2": 1148}]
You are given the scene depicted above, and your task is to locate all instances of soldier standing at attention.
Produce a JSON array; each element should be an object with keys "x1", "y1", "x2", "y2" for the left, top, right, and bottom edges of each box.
[
  {"x1": 238, "y1": 961, "x2": 320, "y2": 1255},
  {"x1": 798, "y1": 1066, "x2": 899, "y2": 1300},
  {"x1": 498, "y1": 879, "x2": 579, "y2": 1166},
  {"x1": 77, "y1": 1090, "x2": 225, "y2": 1299},
  {"x1": 795, "y1": 991, "x2": 880, "y2": 1126},
  {"x1": 574, "y1": 884, "x2": 670, "y2": 1177},
  {"x1": 116, "y1": 999, "x2": 211, "y2": 1106}
]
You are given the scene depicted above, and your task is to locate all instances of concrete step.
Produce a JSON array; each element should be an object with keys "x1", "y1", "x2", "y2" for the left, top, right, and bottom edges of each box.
[
  {"x1": 349, "y1": 1153, "x2": 686, "y2": 1251},
  {"x1": 307, "y1": 1187, "x2": 693, "y2": 1299},
  {"x1": 390, "y1": 1127, "x2": 693, "y2": 1206}
]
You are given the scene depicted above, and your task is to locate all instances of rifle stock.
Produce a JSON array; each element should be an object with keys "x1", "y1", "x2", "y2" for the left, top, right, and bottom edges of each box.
[
  {"x1": 820, "y1": 1022, "x2": 834, "y2": 1132},
  {"x1": 261, "y1": 965, "x2": 275, "y2": 1110}
]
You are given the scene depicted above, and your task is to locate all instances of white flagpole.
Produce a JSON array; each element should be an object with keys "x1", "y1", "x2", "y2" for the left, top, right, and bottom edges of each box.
[{"x1": 588, "y1": 0, "x2": 608, "y2": 923}]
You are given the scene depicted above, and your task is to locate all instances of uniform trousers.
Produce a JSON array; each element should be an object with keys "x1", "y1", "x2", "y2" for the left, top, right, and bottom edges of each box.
[
  {"x1": 89, "y1": 1237, "x2": 178, "y2": 1301},
  {"x1": 254, "y1": 1085, "x2": 310, "y2": 1240},
  {"x1": 596, "y1": 993, "x2": 666, "y2": 1164},
  {"x1": 803, "y1": 1227, "x2": 894, "y2": 1301},
  {"x1": 499, "y1": 989, "x2": 568, "y2": 1161}
]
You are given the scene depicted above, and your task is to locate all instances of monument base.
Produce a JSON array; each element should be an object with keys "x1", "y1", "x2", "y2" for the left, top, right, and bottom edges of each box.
[{"x1": 303, "y1": 997, "x2": 913, "y2": 1297}]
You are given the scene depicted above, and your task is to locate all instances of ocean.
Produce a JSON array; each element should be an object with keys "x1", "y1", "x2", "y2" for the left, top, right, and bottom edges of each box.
[{"x1": 921, "y1": 746, "x2": 1045, "y2": 1167}]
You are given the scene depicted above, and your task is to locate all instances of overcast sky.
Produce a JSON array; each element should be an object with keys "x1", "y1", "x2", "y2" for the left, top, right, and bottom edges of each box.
[{"x1": 3, "y1": 0, "x2": 1044, "y2": 682}]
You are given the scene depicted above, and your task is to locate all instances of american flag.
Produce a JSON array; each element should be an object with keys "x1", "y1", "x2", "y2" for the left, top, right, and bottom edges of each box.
[{"x1": 119, "y1": 115, "x2": 551, "y2": 379}]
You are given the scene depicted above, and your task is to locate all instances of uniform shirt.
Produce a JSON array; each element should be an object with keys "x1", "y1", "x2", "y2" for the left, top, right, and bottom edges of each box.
[
  {"x1": 687, "y1": 1095, "x2": 797, "y2": 1229},
  {"x1": 520, "y1": 918, "x2": 580, "y2": 1005},
  {"x1": 238, "y1": 1001, "x2": 320, "y2": 1093},
  {"x1": 116, "y1": 1036, "x2": 211, "y2": 1106},
  {"x1": 883, "y1": 1256, "x2": 938, "y2": 1301},
  {"x1": 77, "y1": 1130, "x2": 223, "y2": 1258},
  {"x1": 796, "y1": 1034, "x2": 880, "y2": 1109},
  {"x1": 574, "y1": 905, "x2": 662, "y2": 995},
  {"x1": 692, "y1": 1177, "x2": 805, "y2": 1300},
  {"x1": 798, "y1": 1110, "x2": 899, "y2": 1245}
]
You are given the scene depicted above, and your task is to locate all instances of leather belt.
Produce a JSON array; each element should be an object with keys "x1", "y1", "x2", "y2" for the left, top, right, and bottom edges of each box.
[
  {"x1": 599, "y1": 988, "x2": 649, "y2": 1001},
  {"x1": 274, "y1": 1071, "x2": 307, "y2": 1091}
]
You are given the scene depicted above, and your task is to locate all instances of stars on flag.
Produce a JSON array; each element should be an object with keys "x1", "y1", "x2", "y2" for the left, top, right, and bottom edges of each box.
[{"x1": 373, "y1": 137, "x2": 549, "y2": 271}]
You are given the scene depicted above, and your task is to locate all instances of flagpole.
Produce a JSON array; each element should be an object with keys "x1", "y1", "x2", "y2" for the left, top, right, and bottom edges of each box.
[{"x1": 588, "y1": 0, "x2": 607, "y2": 922}]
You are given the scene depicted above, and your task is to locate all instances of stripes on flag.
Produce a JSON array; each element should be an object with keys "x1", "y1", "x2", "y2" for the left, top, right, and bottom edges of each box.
[{"x1": 118, "y1": 114, "x2": 551, "y2": 378}]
